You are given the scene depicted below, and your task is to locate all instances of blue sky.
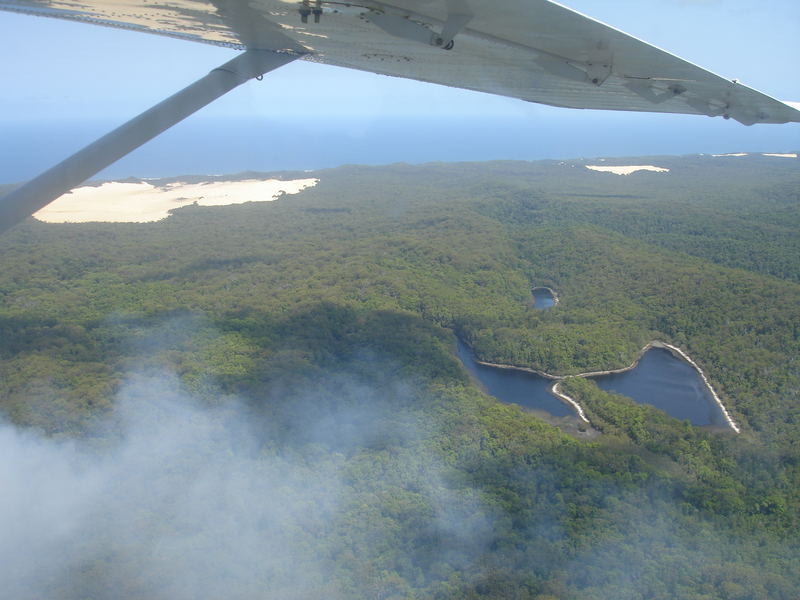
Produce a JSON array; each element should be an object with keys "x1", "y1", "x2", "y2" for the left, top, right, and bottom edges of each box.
[{"x1": 0, "y1": 0, "x2": 798, "y2": 176}]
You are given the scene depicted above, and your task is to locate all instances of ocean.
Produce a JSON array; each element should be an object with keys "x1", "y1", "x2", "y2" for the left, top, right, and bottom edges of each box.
[{"x1": 1, "y1": 115, "x2": 796, "y2": 183}]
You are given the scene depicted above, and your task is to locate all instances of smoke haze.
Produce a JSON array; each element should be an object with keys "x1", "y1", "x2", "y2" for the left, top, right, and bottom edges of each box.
[
  {"x1": 2, "y1": 319, "x2": 795, "y2": 598},
  {"x1": 0, "y1": 364, "x2": 493, "y2": 599}
]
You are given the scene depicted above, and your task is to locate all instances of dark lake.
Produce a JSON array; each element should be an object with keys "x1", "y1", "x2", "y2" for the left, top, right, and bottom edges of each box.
[
  {"x1": 595, "y1": 347, "x2": 727, "y2": 427},
  {"x1": 458, "y1": 339, "x2": 727, "y2": 426},
  {"x1": 457, "y1": 339, "x2": 571, "y2": 417},
  {"x1": 531, "y1": 288, "x2": 555, "y2": 309}
]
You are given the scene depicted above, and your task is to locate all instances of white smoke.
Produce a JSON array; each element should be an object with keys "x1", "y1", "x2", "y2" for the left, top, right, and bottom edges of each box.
[{"x1": 0, "y1": 365, "x2": 493, "y2": 600}]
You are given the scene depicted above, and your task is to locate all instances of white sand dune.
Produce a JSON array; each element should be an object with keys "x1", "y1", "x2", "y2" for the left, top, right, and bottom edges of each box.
[
  {"x1": 762, "y1": 153, "x2": 797, "y2": 158},
  {"x1": 34, "y1": 178, "x2": 319, "y2": 223},
  {"x1": 585, "y1": 165, "x2": 669, "y2": 175},
  {"x1": 711, "y1": 153, "x2": 748, "y2": 157}
]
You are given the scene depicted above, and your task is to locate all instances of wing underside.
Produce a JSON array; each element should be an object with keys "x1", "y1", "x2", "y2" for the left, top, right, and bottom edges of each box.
[{"x1": 1, "y1": 0, "x2": 799, "y2": 125}]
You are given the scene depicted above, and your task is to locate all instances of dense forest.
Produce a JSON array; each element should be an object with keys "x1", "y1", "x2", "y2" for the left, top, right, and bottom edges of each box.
[{"x1": 0, "y1": 154, "x2": 798, "y2": 599}]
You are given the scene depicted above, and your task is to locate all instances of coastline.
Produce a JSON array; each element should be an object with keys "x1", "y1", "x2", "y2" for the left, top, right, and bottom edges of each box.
[{"x1": 470, "y1": 340, "x2": 740, "y2": 433}]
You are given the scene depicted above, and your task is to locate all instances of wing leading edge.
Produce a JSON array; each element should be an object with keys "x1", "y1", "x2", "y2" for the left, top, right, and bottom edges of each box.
[{"x1": 1, "y1": 0, "x2": 798, "y2": 125}]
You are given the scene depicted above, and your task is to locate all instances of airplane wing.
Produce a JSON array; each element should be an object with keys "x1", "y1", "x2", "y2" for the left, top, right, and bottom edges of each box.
[
  {"x1": 2, "y1": 0, "x2": 799, "y2": 126},
  {"x1": 2, "y1": 0, "x2": 798, "y2": 234}
]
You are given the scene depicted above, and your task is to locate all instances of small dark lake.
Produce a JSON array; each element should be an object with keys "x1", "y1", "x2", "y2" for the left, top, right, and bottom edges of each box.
[
  {"x1": 531, "y1": 288, "x2": 555, "y2": 309},
  {"x1": 458, "y1": 339, "x2": 728, "y2": 426}
]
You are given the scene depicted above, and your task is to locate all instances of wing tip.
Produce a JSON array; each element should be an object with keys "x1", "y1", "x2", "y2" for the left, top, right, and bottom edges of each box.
[{"x1": 783, "y1": 101, "x2": 800, "y2": 122}]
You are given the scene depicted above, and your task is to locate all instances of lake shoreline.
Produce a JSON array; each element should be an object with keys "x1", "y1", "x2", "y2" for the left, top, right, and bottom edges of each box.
[
  {"x1": 468, "y1": 340, "x2": 740, "y2": 433},
  {"x1": 550, "y1": 381, "x2": 590, "y2": 423}
]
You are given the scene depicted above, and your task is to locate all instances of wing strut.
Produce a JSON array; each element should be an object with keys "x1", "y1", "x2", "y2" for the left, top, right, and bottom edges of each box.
[{"x1": 0, "y1": 49, "x2": 299, "y2": 234}]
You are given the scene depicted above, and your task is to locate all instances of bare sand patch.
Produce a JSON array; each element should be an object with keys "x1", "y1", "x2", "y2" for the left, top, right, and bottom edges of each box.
[
  {"x1": 762, "y1": 153, "x2": 797, "y2": 158},
  {"x1": 711, "y1": 153, "x2": 748, "y2": 157},
  {"x1": 585, "y1": 165, "x2": 669, "y2": 175},
  {"x1": 34, "y1": 178, "x2": 319, "y2": 223}
]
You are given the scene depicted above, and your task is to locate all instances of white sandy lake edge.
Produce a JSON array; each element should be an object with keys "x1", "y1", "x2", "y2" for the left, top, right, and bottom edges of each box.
[{"x1": 34, "y1": 178, "x2": 319, "y2": 223}]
